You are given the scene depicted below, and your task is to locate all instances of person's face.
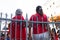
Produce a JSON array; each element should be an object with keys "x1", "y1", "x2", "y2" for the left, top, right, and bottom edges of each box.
[
  {"x1": 16, "y1": 13, "x2": 22, "y2": 15},
  {"x1": 38, "y1": 8, "x2": 43, "y2": 16}
]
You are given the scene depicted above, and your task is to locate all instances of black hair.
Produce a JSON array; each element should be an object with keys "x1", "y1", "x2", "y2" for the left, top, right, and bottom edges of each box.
[
  {"x1": 52, "y1": 28, "x2": 56, "y2": 35},
  {"x1": 36, "y1": 6, "x2": 42, "y2": 13},
  {"x1": 57, "y1": 30, "x2": 60, "y2": 33}
]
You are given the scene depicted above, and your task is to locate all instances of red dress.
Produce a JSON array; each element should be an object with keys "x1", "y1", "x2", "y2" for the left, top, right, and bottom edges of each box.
[
  {"x1": 30, "y1": 13, "x2": 48, "y2": 34},
  {"x1": 8, "y1": 15, "x2": 26, "y2": 40}
]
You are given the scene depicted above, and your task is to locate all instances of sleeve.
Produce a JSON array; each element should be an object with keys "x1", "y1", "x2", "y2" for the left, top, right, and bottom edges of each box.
[
  {"x1": 29, "y1": 15, "x2": 36, "y2": 27},
  {"x1": 30, "y1": 15, "x2": 34, "y2": 21},
  {"x1": 44, "y1": 15, "x2": 51, "y2": 30},
  {"x1": 29, "y1": 15, "x2": 34, "y2": 27},
  {"x1": 22, "y1": 16, "x2": 26, "y2": 28}
]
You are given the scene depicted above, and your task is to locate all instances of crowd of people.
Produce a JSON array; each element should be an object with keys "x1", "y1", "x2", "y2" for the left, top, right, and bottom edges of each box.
[{"x1": 0, "y1": 5, "x2": 60, "y2": 40}]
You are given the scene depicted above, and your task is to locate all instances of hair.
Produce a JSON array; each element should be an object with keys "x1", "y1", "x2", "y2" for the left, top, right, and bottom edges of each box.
[
  {"x1": 57, "y1": 30, "x2": 60, "y2": 33},
  {"x1": 15, "y1": 9, "x2": 22, "y2": 15},
  {"x1": 52, "y1": 28, "x2": 56, "y2": 35},
  {"x1": 36, "y1": 6, "x2": 42, "y2": 13}
]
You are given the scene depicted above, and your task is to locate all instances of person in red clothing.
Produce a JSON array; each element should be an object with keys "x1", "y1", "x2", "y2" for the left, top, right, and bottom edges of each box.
[
  {"x1": 8, "y1": 9, "x2": 26, "y2": 40},
  {"x1": 51, "y1": 28, "x2": 58, "y2": 40},
  {"x1": 29, "y1": 6, "x2": 50, "y2": 40},
  {"x1": 57, "y1": 30, "x2": 60, "y2": 40}
]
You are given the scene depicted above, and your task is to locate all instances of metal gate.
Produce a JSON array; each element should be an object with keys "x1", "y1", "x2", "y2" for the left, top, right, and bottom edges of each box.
[{"x1": 0, "y1": 13, "x2": 60, "y2": 40}]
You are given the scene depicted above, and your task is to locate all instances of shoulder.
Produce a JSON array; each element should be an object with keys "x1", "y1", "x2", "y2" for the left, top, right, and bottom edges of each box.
[
  {"x1": 30, "y1": 14, "x2": 37, "y2": 18},
  {"x1": 30, "y1": 14, "x2": 37, "y2": 20},
  {"x1": 43, "y1": 14, "x2": 47, "y2": 18},
  {"x1": 43, "y1": 14, "x2": 47, "y2": 16},
  {"x1": 43, "y1": 14, "x2": 48, "y2": 21}
]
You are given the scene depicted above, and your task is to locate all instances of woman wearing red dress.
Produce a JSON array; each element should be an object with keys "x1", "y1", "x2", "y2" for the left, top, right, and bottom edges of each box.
[
  {"x1": 51, "y1": 28, "x2": 58, "y2": 40},
  {"x1": 8, "y1": 9, "x2": 26, "y2": 40}
]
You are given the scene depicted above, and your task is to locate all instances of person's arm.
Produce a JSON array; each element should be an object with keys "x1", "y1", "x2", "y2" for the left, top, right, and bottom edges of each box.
[
  {"x1": 8, "y1": 22, "x2": 15, "y2": 39},
  {"x1": 28, "y1": 23, "x2": 32, "y2": 40},
  {"x1": 45, "y1": 15, "x2": 51, "y2": 30},
  {"x1": 45, "y1": 15, "x2": 51, "y2": 38},
  {"x1": 8, "y1": 17, "x2": 16, "y2": 40},
  {"x1": 28, "y1": 16, "x2": 34, "y2": 40}
]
